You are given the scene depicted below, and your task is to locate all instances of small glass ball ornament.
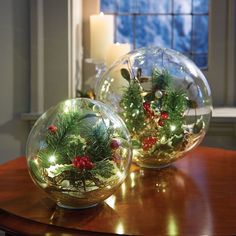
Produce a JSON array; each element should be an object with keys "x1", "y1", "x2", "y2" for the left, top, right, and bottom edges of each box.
[
  {"x1": 97, "y1": 47, "x2": 212, "y2": 168},
  {"x1": 26, "y1": 98, "x2": 132, "y2": 209}
]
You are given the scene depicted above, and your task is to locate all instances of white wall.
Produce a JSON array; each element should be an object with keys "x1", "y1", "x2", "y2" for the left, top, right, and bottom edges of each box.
[
  {"x1": 0, "y1": 0, "x2": 82, "y2": 164},
  {"x1": 0, "y1": 0, "x2": 30, "y2": 163},
  {"x1": 30, "y1": 0, "x2": 78, "y2": 112}
]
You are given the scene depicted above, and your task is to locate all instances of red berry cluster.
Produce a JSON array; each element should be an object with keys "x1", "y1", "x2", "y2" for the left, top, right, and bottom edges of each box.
[
  {"x1": 143, "y1": 101, "x2": 169, "y2": 127},
  {"x1": 160, "y1": 111, "x2": 169, "y2": 120},
  {"x1": 72, "y1": 156, "x2": 94, "y2": 170},
  {"x1": 48, "y1": 125, "x2": 57, "y2": 134},
  {"x1": 143, "y1": 101, "x2": 154, "y2": 117},
  {"x1": 158, "y1": 111, "x2": 169, "y2": 127},
  {"x1": 142, "y1": 137, "x2": 157, "y2": 150}
]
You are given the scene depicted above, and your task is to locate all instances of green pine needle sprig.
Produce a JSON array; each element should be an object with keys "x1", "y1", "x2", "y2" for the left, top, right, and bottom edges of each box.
[
  {"x1": 152, "y1": 68, "x2": 172, "y2": 91},
  {"x1": 120, "y1": 80, "x2": 145, "y2": 133},
  {"x1": 35, "y1": 108, "x2": 117, "y2": 188},
  {"x1": 85, "y1": 120, "x2": 113, "y2": 162}
]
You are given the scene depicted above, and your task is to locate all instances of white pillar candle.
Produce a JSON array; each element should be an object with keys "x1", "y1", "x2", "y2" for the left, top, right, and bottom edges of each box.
[
  {"x1": 90, "y1": 12, "x2": 114, "y2": 62},
  {"x1": 106, "y1": 43, "x2": 131, "y2": 67}
]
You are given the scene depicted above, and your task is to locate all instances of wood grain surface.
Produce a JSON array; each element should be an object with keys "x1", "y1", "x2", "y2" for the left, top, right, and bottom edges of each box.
[{"x1": 0, "y1": 146, "x2": 236, "y2": 235}]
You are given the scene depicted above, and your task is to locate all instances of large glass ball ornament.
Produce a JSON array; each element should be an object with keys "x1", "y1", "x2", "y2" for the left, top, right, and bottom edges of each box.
[
  {"x1": 26, "y1": 98, "x2": 132, "y2": 209},
  {"x1": 97, "y1": 47, "x2": 212, "y2": 168}
]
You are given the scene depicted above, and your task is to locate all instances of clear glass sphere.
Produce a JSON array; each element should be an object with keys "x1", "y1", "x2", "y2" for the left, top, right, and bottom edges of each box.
[
  {"x1": 26, "y1": 98, "x2": 132, "y2": 209},
  {"x1": 97, "y1": 47, "x2": 212, "y2": 168}
]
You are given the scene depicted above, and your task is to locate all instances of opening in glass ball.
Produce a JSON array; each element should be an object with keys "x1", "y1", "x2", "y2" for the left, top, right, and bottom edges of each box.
[
  {"x1": 97, "y1": 47, "x2": 212, "y2": 168},
  {"x1": 26, "y1": 98, "x2": 132, "y2": 209}
]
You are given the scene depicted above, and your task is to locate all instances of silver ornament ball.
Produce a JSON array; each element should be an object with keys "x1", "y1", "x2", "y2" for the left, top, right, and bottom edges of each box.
[{"x1": 155, "y1": 90, "x2": 163, "y2": 98}]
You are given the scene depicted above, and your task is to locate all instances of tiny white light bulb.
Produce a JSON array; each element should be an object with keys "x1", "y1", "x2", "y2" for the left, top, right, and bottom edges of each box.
[
  {"x1": 170, "y1": 125, "x2": 176, "y2": 132},
  {"x1": 48, "y1": 155, "x2": 56, "y2": 163}
]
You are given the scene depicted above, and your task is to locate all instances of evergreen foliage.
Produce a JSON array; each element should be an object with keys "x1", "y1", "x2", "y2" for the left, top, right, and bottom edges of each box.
[
  {"x1": 32, "y1": 107, "x2": 118, "y2": 190},
  {"x1": 120, "y1": 67, "x2": 192, "y2": 152},
  {"x1": 152, "y1": 68, "x2": 172, "y2": 91},
  {"x1": 42, "y1": 112, "x2": 97, "y2": 166},
  {"x1": 120, "y1": 80, "x2": 146, "y2": 133},
  {"x1": 85, "y1": 121, "x2": 113, "y2": 162},
  {"x1": 162, "y1": 90, "x2": 187, "y2": 116},
  {"x1": 91, "y1": 160, "x2": 115, "y2": 178},
  {"x1": 160, "y1": 90, "x2": 187, "y2": 139}
]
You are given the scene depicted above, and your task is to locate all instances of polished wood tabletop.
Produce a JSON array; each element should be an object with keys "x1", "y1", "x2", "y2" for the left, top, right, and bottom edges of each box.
[{"x1": 0, "y1": 146, "x2": 236, "y2": 235}]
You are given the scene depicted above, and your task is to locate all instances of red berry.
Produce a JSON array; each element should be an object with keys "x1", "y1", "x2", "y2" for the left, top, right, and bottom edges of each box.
[
  {"x1": 85, "y1": 162, "x2": 93, "y2": 170},
  {"x1": 158, "y1": 120, "x2": 165, "y2": 127},
  {"x1": 48, "y1": 125, "x2": 57, "y2": 134},
  {"x1": 142, "y1": 137, "x2": 148, "y2": 144},
  {"x1": 143, "y1": 101, "x2": 151, "y2": 111},
  {"x1": 160, "y1": 111, "x2": 169, "y2": 120},
  {"x1": 149, "y1": 111, "x2": 155, "y2": 117},
  {"x1": 142, "y1": 137, "x2": 157, "y2": 150},
  {"x1": 143, "y1": 101, "x2": 155, "y2": 117},
  {"x1": 149, "y1": 137, "x2": 157, "y2": 145},
  {"x1": 142, "y1": 144, "x2": 149, "y2": 150},
  {"x1": 73, "y1": 156, "x2": 94, "y2": 170},
  {"x1": 110, "y1": 139, "x2": 120, "y2": 149}
]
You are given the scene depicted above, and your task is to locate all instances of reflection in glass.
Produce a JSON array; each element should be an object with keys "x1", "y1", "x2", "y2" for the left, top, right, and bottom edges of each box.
[
  {"x1": 121, "y1": 182, "x2": 126, "y2": 198},
  {"x1": 130, "y1": 172, "x2": 136, "y2": 188},
  {"x1": 116, "y1": 221, "x2": 125, "y2": 234},
  {"x1": 105, "y1": 195, "x2": 116, "y2": 209},
  {"x1": 123, "y1": 166, "x2": 212, "y2": 234},
  {"x1": 168, "y1": 213, "x2": 179, "y2": 235}
]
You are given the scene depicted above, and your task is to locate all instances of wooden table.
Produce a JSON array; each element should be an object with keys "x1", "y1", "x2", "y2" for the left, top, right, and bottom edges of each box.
[{"x1": 0, "y1": 146, "x2": 236, "y2": 235}]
